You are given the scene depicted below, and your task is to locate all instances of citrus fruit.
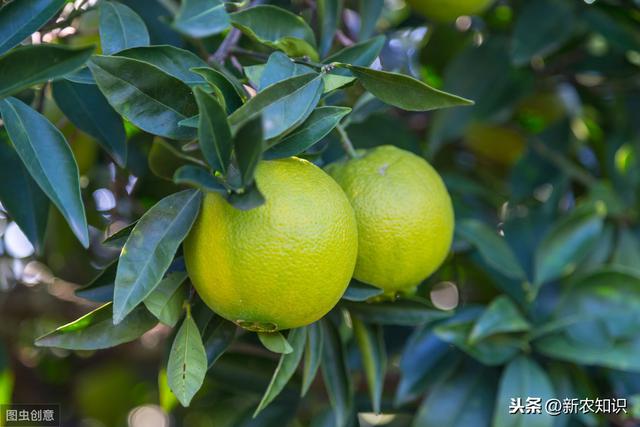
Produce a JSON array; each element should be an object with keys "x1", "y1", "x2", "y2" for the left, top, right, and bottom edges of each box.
[
  {"x1": 184, "y1": 157, "x2": 358, "y2": 331},
  {"x1": 407, "y1": 0, "x2": 495, "y2": 22},
  {"x1": 326, "y1": 145, "x2": 454, "y2": 293},
  {"x1": 463, "y1": 123, "x2": 526, "y2": 166}
]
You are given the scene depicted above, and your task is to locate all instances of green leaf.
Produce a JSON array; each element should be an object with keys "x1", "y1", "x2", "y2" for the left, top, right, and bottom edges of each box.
[
  {"x1": 265, "y1": 106, "x2": 350, "y2": 160},
  {"x1": 116, "y1": 45, "x2": 208, "y2": 85},
  {"x1": 167, "y1": 313, "x2": 208, "y2": 407},
  {"x1": 194, "y1": 87, "x2": 232, "y2": 173},
  {"x1": 0, "y1": 97, "x2": 89, "y2": 247},
  {"x1": 99, "y1": 1, "x2": 150, "y2": 55},
  {"x1": 103, "y1": 221, "x2": 136, "y2": 246},
  {"x1": 0, "y1": 44, "x2": 94, "y2": 99},
  {"x1": 192, "y1": 67, "x2": 245, "y2": 113},
  {"x1": 173, "y1": 0, "x2": 229, "y2": 38},
  {"x1": 230, "y1": 5, "x2": 319, "y2": 61},
  {"x1": 469, "y1": 296, "x2": 530, "y2": 344},
  {"x1": 317, "y1": 0, "x2": 341, "y2": 57},
  {"x1": 149, "y1": 138, "x2": 201, "y2": 181},
  {"x1": 173, "y1": 165, "x2": 227, "y2": 194},
  {"x1": 113, "y1": 190, "x2": 202, "y2": 324},
  {"x1": 340, "y1": 280, "x2": 384, "y2": 302},
  {"x1": 65, "y1": 67, "x2": 95, "y2": 85},
  {"x1": 51, "y1": 79, "x2": 127, "y2": 166},
  {"x1": 233, "y1": 116, "x2": 264, "y2": 187},
  {"x1": 352, "y1": 317, "x2": 386, "y2": 414},
  {"x1": 229, "y1": 73, "x2": 318, "y2": 135},
  {"x1": 358, "y1": 0, "x2": 384, "y2": 40},
  {"x1": 325, "y1": 35, "x2": 385, "y2": 76},
  {"x1": 492, "y1": 356, "x2": 555, "y2": 427},
  {"x1": 226, "y1": 182, "x2": 265, "y2": 211},
  {"x1": 345, "y1": 65, "x2": 473, "y2": 112},
  {"x1": 456, "y1": 219, "x2": 527, "y2": 281},
  {"x1": 301, "y1": 322, "x2": 323, "y2": 396},
  {"x1": 89, "y1": 55, "x2": 198, "y2": 140},
  {"x1": 533, "y1": 203, "x2": 605, "y2": 285},
  {"x1": 35, "y1": 303, "x2": 157, "y2": 350},
  {"x1": 255, "y1": 327, "x2": 307, "y2": 416},
  {"x1": 259, "y1": 52, "x2": 313, "y2": 90},
  {"x1": 413, "y1": 360, "x2": 497, "y2": 427},
  {"x1": 0, "y1": 0, "x2": 66, "y2": 55},
  {"x1": 511, "y1": 0, "x2": 575, "y2": 66},
  {"x1": 0, "y1": 137, "x2": 48, "y2": 253},
  {"x1": 144, "y1": 271, "x2": 187, "y2": 327},
  {"x1": 202, "y1": 316, "x2": 236, "y2": 368},
  {"x1": 321, "y1": 319, "x2": 353, "y2": 427},
  {"x1": 258, "y1": 331, "x2": 293, "y2": 354},
  {"x1": 75, "y1": 260, "x2": 117, "y2": 302},
  {"x1": 434, "y1": 308, "x2": 522, "y2": 366},
  {"x1": 344, "y1": 299, "x2": 450, "y2": 326}
]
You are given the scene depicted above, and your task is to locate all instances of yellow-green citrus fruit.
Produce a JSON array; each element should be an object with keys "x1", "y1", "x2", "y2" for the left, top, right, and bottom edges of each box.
[
  {"x1": 407, "y1": 0, "x2": 496, "y2": 22},
  {"x1": 184, "y1": 158, "x2": 358, "y2": 331},
  {"x1": 464, "y1": 123, "x2": 526, "y2": 166},
  {"x1": 326, "y1": 145, "x2": 454, "y2": 293}
]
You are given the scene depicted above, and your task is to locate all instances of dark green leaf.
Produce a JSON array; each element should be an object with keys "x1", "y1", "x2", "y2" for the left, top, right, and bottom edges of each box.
[
  {"x1": 167, "y1": 313, "x2": 208, "y2": 407},
  {"x1": 469, "y1": 296, "x2": 530, "y2": 344},
  {"x1": 230, "y1": 5, "x2": 319, "y2": 60},
  {"x1": 265, "y1": 106, "x2": 350, "y2": 160},
  {"x1": 493, "y1": 356, "x2": 555, "y2": 427},
  {"x1": 534, "y1": 203, "x2": 605, "y2": 285},
  {"x1": 352, "y1": 317, "x2": 386, "y2": 414},
  {"x1": 340, "y1": 280, "x2": 384, "y2": 302},
  {"x1": 173, "y1": 165, "x2": 227, "y2": 194},
  {"x1": 202, "y1": 316, "x2": 237, "y2": 368},
  {"x1": 113, "y1": 190, "x2": 202, "y2": 324},
  {"x1": 456, "y1": 219, "x2": 527, "y2": 281},
  {"x1": 344, "y1": 299, "x2": 450, "y2": 326},
  {"x1": 116, "y1": 45, "x2": 208, "y2": 85},
  {"x1": 35, "y1": 303, "x2": 156, "y2": 350},
  {"x1": 0, "y1": 0, "x2": 66, "y2": 55},
  {"x1": 0, "y1": 44, "x2": 94, "y2": 99},
  {"x1": 192, "y1": 67, "x2": 245, "y2": 113},
  {"x1": 321, "y1": 319, "x2": 353, "y2": 427},
  {"x1": 149, "y1": 138, "x2": 201, "y2": 180},
  {"x1": 317, "y1": 0, "x2": 341, "y2": 57},
  {"x1": 75, "y1": 260, "x2": 117, "y2": 302},
  {"x1": 259, "y1": 52, "x2": 313, "y2": 90},
  {"x1": 65, "y1": 67, "x2": 96, "y2": 85},
  {"x1": 229, "y1": 73, "x2": 318, "y2": 136},
  {"x1": 103, "y1": 221, "x2": 136, "y2": 246},
  {"x1": 325, "y1": 35, "x2": 385, "y2": 76},
  {"x1": 52, "y1": 79, "x2": 127, "y2": 166},
  {"x1": 511, "y1": 0, "x2": 575, "y2": 65},
  {"x1": 258, "y1": 331, "x2": 293, "y2": 354},
  {"x1": 226, "y1": 182, "x2": 265, "y2": 211},
  {"x1": 0, "y1": 97, "x2": 89, "y2": 247},
  {"x1": 358, "y1": 0, "x2": 383, "y2": 40},
  {"x1": 173, "y1": 0, "x2": 229, "y2": 38},
  {"x1": 0, "y1": 137, "x2": 48, "y2": 253},
  {"x1": 99, "y1": 1, "x2": 150, "y2": 55},
  {"x1": 301, "y1": 322, "x2": 323, "y2": 396},
  {"x1": 89, "y1": 55, "x2": 198, "y2": 140},
  {"x1": 194, "y1": 87, "x2": 232, "y2": 173},
  {"x1": 233, "y1": 116, "x2": 264, "y2": 187},
  {"x1": 346, "y1": 65, "x2": 473, "y2": 111},
  {"x1": 413, "y1": 360, "x2": 497, "y2": 427},
  {"x1": 144, "y1": 271, "x2": 187, "y2": 327},
  {"x1": 255, "y1": 327, "x2": 307, "y2": 416}
]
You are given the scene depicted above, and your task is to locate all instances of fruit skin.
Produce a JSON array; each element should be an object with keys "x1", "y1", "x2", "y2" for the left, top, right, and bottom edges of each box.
[
  {"x1": 326, "y1": 145, "x2": 454, "y2": 293},
  {"x1": 464, "y1": 123, "x2": 526, "y2": 167},
  {"x1": 407, "y1": 0, "x2": 495, "y2": 22},
  {"x1": 184, "y1": 157, "x2": 358, "y2": 331}
]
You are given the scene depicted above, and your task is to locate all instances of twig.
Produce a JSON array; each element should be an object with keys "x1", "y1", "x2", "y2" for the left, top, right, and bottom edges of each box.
[
  {"x1": 335, "y1": 124, "x2": 358, "y2": 159},
  {"x1": 210, "y1": 0, "x2": 266, "y2": 64}
]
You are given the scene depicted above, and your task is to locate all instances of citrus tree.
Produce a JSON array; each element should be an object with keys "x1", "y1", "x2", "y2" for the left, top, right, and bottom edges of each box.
[{"x1": 1, "y1": 0, "x2": 640, "y2": 426}]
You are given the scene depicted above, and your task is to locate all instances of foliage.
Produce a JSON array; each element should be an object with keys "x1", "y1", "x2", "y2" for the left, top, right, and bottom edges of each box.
[{"x1": 1, "y1": 0, "x2": 640, "y2": 426}]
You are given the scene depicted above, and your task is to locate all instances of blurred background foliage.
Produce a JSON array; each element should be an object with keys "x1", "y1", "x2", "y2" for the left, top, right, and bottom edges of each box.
[{"x1": 1, "y1": 0, "x2": 640, "y2": 426}]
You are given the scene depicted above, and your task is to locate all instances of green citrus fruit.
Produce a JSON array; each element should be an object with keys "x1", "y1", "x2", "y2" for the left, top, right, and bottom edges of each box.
[
  {"x1": 326, "y1": 145, "x2": 454, "y2": 293},
  {"x1": 464, "y1": 123, "x2": 526, "y2": 166},
  {"x1": 407, "y1": 0, "x2": 496, "y2": 22},
  {"x1": 184, "y1": 157, "x2": 358, "y2": 331}
]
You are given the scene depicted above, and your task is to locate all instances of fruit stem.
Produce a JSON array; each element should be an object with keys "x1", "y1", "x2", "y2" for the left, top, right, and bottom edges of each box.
[{"x1": 336, "y1": 124, "x2": 359, "y2": 159}]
